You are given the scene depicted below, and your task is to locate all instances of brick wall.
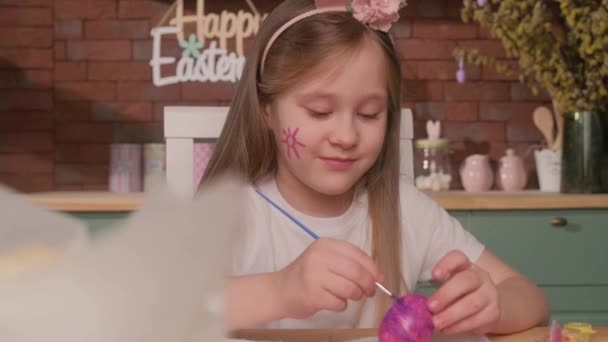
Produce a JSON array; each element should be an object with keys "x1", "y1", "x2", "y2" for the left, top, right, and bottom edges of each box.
[{"x1": 0, "y1": 0, "x2": 548, "y2": 192}]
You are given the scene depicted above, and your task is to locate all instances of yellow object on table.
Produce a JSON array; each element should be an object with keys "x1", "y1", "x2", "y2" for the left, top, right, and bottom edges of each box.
[
  {"x1": 563, "y1": 322, "x2": 597, "y2": 342},
  {"x1": 0, "y1": 246, "x2": 60, "y2": 282}
]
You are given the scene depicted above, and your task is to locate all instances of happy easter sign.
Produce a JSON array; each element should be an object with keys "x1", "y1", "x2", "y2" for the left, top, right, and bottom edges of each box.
[{"x1": 150, "y1": 0, "x2": 266, "y2": 86}]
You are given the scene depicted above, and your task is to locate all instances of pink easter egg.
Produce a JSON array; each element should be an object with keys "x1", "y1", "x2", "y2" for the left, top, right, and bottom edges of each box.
[
  {"x1": 456, "y1": 68, "x2": 467, "y2": 84},
  {"x1": 379, "y1": 294, "x2": 434, "y2": 342}
]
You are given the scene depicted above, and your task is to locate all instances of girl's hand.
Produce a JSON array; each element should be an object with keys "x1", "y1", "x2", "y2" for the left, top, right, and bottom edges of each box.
[
  {"x1": 428, "y1": 250, "x2": 501, "y2": 335},
  {"x1": 275, "y1": 238, "x2": 382, "y2": 319}
]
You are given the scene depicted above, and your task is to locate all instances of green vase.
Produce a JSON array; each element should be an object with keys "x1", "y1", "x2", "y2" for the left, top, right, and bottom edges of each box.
[
  {"x1": 602, "y1": 114, "x2": 608, "y2": 192},
  {"x1": 561, "y1": 111, "x2": 606, "y2": 193}
]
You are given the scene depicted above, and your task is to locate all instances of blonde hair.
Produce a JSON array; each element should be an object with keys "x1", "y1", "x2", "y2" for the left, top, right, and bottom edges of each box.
[{"x1": 200, "y1": 0, "x2": 405, "y2": 325}]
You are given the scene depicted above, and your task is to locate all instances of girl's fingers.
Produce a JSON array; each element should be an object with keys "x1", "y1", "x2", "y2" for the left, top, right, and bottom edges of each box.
[
  {"x1": 432, "y1": 250, "x2": 471, "y2": 281},
  {"x1": 327, "y1": 239, "x2": 383, "y2": 281},
  {"x1": 439, "y1": 301, "x2": 499, "y2": 335},
  {"x1": 428, "y1": 269, "x2": 482, "y2": 313},
  {"x1": 432, "y1": 289, "x2": 490, "y2": 331},
  {"x1": 327, "y1": 251, "x2": 376, "y2": 297}
]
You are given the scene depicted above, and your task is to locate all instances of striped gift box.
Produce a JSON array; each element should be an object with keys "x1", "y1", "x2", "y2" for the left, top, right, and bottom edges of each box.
[
  {"x1": 143, "y1": 143, "x2": 166, "y2": 191},
  {"x1": 193, "y1": 143, "x2": 216, "y2": 188}
]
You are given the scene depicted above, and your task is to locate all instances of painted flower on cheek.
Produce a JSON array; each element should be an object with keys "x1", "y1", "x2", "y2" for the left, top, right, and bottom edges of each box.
[
  {"x1": 281, "y1": 127, "x2": 306, "y2": 159},
  {"x1": 350, "y1": 0, "x2": 404, "y2": 32}
]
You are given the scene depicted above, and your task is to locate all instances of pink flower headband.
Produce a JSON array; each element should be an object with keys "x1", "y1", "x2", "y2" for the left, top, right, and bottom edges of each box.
[{"x1": 260, "y1": 0, "x2": 407, "y2": 73}]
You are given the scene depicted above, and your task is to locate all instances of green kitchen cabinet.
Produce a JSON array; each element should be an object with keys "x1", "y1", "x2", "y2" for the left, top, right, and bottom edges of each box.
[
  {"x1": 417, "y1": 209, "x2": 608, "y2": 326},
  {"x1": 467, "y1": 209, "x2": 608, "y2": 326},
  {"x1": 68, "y1": 212, "x2": 131, "y2": 236}
]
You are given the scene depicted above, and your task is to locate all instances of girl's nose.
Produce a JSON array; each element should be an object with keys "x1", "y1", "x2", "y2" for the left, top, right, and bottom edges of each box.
[{"x1": 328, "y1": 116, "x2": 358, "y2": 149}]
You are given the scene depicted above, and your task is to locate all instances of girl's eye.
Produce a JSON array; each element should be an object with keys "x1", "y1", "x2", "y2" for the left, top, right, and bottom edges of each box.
[
  {"x1": 308, "y1": 109, "x2": 332, "y2": 117},
  {"x1": 359, "y1": 113, "x2": 380, "y2": 119}
]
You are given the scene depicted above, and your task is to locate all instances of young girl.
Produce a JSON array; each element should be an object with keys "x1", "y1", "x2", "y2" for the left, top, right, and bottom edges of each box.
[{"x1": 201, "y1": 0, "x2": 549, "y2": 336}]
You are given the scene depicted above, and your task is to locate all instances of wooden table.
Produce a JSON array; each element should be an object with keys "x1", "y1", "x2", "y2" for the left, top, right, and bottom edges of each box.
[
  {"x1": 232, "y1": 327, "x2": 608, "y2": 341},
  {"x1": 491, "y1": 326, "x2": 608, "y2": 341}
]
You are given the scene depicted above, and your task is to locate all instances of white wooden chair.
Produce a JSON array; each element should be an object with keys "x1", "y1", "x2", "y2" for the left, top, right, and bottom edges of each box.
[{"x1": 164, "y1": 106, "x2": 414, "y2": 197}]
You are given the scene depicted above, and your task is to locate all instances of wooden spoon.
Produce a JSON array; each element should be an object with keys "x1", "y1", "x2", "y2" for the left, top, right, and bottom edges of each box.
[{"x1": 533, "y1": 106, "x2": 555, "y2": 149}]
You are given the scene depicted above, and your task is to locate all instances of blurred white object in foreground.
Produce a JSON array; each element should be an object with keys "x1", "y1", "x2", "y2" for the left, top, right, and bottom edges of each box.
[{"x1": 0, "y1": 174, "x2": 243, "y2": 342}]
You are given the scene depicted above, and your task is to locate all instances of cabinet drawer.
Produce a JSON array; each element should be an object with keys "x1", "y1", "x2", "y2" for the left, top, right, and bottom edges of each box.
[
  {"x1": 68, "y1": 212, "x2": 131, "y2": 236},
  {"x1": 466, "y1": 210, "x2": 608, "y2": 285}
]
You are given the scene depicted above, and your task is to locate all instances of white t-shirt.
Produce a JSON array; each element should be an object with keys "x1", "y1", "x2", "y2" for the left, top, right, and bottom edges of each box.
[{"x1": 231, "y1": 176, "x2": 485, "y2": 329}]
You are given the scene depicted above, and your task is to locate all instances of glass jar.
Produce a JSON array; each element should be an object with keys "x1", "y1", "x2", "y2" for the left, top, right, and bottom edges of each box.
[{"x1": 414, "y1": 138, "x2": 452, "y2": 191}]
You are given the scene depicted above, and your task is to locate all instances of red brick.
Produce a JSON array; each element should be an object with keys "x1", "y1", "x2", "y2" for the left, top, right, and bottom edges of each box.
[
  {"x1": 54, "y1": 101, "x2": 91, "y2": 121},
  {"x1": 118, "y1": 1, "x2": 171, "y2": 20},
  {"x1": 0, "y1": 28, "x2": 52, "y2": 47},
  {"x1": 401, "y1": 0, "x2": 419, "y2": 18},
  {"x1": 0, "y1": 132, "x2": 53, "y2": 153},
  {"x1": 0, "y1": 153, "x2": 53, "y2": 173},
  {"x1": 132, "y1": 38, "x2": 181, "y2": 61},
  {"x1": 112, "y1": 122, "x2": 163, "y2": 143},
  {"x1": 67, "y1": 40, "x2": 131, "y2": 61},
  {"x1": 443, "y1": 122, "x2": 505, "y2": 142},
  {"x1": 0, "y1": 112, "x2": 53, "y2": 131},
  {"x1": 403, "y1": 80, "x2": 444, "y2": 101},
  {"x1": 458, "y1": 40, "x2": 507, "y2": 58},
  {"x1": 444, "y1": 82, "x2": 510, "y2": 101},
  {"x1": 510, "y1": 83, "x2": 551, "y2": 101},
  {"x1": 449, "y1": 140, "x2": 509, "y2": 163},
  {"x1": 55, "y1": 144, "x2": 109, "y2": 164},
  {"x1": 446, "y1": 0, "x2": 464, "y2": 19},
  {"x1": 412, "y1": 20, "x2": 477, "y2": 39},
  {"x1": 479, "y1": 102, "x2": 542, "y2": 121},
  {"x1": 479, "y1": 28, "x2": 494, "y2": 39},
  {"x1": 117, "y1": 81, "x2": 180, "y2": 101},
  {"x1": 414, "y1": 102, "x2": 478, "y2": 121},
  {"x1": 55, "y1": 81, "x2": 116, "y2": 101},
  {"x1": 54, "y1": 62, "x2": 87, "y2": 81},
  {"x1": 0, "y1": 173, "x2": 54, "y2": 192},
  {"x1": 1, "y1": 90, "x2": 53, "y2": 110},
  {"x1": 54, "y1": 0, "x2": 116, "y2": 19},
  {"x1": 0, "y1": 7, "x2": 52, "y2": 26},
  {"x1": 85, "y1": 20, "x2": 148, "y2": 39},
  {"x1": 88, "y1": 62, "x2": 151, "y2": 81},
  {"x1": 0, "y1": 49, "x2": 52, "y2": 68},
  {"x1": 416, "y1": 0, "x2": 445, "y2": 18},
  {"x1": 54, "y1": 20, "x2": 82, "y2": 39},
  {"x1": 55, "y1": 122, "x2": 113, "y2": 143},
  {"x1": 26, "y1": 70, "x2": 52, "y2": 87},
  {"x1": 396, "y1": 39, "x2": 457, "y2": 59},
  {"x1": 91, "y1": 102, "x2": 153, "y2": 121},
  {"x1": 132, "y1": 40, "x2": 152, "y2": 60},
  {"x1": 0, "y1": 0, "x2": 51, "y2": 7},
  {"x1": 55, "y1": 184, "x2": 83, "y2": 191},
  {"x1": 181, "y1": 82, "x2": 236, "y2": 101},
  {"x1": 393, "y1": 20, "x2": 411, "y2": 39},
  {"x1": 83, "y1": 183, "x2": 108, "y2": 190},
  {"x1": 481, "y1": 60, "x2": 519, "y2": 81},
  {"x1": 507, "y1": 112, "x2": 544, "y2": 142},
  {"x1": 55, "y1": 41, "x2": 66, "y2": 60},
  {"x1": 55, "y1": 163, "x2": 108, "y2": 184},
  {"x1": 402, "y1": 60, "x2": 480, "y2": 80},
  {"x1": 0, "y1": 70, "x2": 52, "y2": 88}
]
